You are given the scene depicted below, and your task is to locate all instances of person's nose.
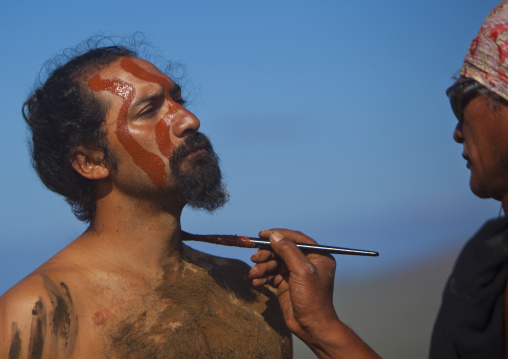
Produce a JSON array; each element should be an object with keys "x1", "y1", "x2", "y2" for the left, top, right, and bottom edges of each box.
[
  {"x1": 171, "y1": 106, "x2": 201, "y2": 138},
  {"x1": 453, "y1": 122, "x2": 464, "y2": 143}
]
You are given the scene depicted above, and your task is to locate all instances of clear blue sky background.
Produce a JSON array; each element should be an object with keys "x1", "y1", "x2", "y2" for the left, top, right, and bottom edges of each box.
[{"x1": 0, "y1": 0, "x2": 503, "y2": 294}]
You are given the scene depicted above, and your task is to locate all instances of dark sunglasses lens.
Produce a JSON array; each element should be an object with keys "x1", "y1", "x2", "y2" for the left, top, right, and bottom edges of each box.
[
  {"x1": 447, "y1": 85, "x2": 462, "y2": 121},
  {"x1": 446, "y1": 81, "x2": 479, "y2": 122}
]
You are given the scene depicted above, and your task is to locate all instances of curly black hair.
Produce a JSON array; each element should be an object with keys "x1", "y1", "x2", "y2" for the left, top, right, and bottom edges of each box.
[{"x1": 22, "y1": 41, "x2": 136, "y2": 222}]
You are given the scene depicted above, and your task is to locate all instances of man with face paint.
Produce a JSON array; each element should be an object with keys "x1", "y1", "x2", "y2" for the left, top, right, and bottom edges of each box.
[{"x1": 0, "y1": 44, "x2": 292, "y2": 358}]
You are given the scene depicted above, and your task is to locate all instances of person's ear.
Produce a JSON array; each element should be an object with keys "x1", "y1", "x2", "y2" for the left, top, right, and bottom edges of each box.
[{"x1": 70, "y1": 147, "x2": 110, "y2": 180}]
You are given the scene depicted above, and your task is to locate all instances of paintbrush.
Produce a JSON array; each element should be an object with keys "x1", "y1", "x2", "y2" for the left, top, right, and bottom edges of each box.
[{"x1": 181, "y1": 232, "x2": 379, "y2": 257}]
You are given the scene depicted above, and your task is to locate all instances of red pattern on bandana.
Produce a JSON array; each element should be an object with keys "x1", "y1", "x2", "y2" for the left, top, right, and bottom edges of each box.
[{"x1": 461, "y1": 0, "x2": 508, "y2": 101}]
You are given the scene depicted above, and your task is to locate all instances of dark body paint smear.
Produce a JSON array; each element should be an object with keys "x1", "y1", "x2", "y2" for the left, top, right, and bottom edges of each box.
[
  {"x1": 9, "y1": 274, "x2": 77, "y2": 358},
  {"x1": 8, "y1": 323, "x2": 21, "y2": 359}
]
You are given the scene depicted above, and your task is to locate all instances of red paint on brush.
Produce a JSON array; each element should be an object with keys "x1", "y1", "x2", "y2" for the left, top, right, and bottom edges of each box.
[{"x1": 181, "y1": 231, "x2": 256, "y2": 248}]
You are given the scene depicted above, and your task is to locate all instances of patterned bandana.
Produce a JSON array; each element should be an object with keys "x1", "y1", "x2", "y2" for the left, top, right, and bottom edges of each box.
[{"x1": 461, "y1": 0, "x2": 508, "y2": 101}]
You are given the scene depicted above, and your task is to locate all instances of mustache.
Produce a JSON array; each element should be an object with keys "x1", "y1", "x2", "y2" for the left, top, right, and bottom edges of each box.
[
  {"x1": 168, "y1": 131, "x2": 228, "y2": 212},
  {"x1": 169, "y1": 132, "x2": 217, "y2": 165}
]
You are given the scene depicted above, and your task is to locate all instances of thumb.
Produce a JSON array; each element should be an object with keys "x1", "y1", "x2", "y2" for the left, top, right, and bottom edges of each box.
[{"x1": 269, "y1": 231, "x2": 312, "y2": 274}]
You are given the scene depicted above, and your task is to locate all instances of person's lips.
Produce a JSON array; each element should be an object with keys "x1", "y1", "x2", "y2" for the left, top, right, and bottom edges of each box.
[
  {"x1": 185, "y1": 147, "x2": 208, "y2": 158},
  {"x1": 169, "y1": 132, "x2": 216, "y2": 169},
  {"x1": 462, "y1": 153, "x2": 471, "y2": 168},
  {"x1": 172, "y1": 134, "x2": 212, "y2": 162}
]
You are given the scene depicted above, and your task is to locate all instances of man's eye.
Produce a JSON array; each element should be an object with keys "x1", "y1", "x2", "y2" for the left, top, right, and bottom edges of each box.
[{"x1": 139, "y1": 106, "x2": 156, "y2": 117}]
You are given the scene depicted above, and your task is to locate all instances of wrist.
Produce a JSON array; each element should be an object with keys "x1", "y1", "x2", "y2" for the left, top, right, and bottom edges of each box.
[{"x1": 300, "y1": 317, "x2": 380, "y2": 359}]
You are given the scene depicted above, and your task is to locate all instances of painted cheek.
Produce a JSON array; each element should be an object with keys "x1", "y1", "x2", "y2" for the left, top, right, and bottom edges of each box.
[
  {"x1": 120, "y1": 57, "x2": 179, "y2": 159},
  {"x1": 155, "y1": 102, "x2": 178, "y2": 158},
  {"x1": 88, "y1": 75, "x2": 167, "y2": 188}
]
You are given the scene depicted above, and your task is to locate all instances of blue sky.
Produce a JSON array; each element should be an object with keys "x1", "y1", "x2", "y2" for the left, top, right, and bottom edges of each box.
[{"x1": 0, "y1": 0, "x2": 503, "y2": 294}]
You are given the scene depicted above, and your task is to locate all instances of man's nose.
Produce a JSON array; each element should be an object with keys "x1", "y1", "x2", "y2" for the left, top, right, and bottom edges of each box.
[
  {"x1": 171, "y1": 107, "x2": 201, "y2": 138},
  {"x1": 453, "y1": 122, "x2": 464, "y2": 143}
]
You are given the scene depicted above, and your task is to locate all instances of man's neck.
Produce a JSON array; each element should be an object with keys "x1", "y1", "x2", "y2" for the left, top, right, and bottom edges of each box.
[{"x1": 78, "y1": 191, "x2": 186, "y2": 278}]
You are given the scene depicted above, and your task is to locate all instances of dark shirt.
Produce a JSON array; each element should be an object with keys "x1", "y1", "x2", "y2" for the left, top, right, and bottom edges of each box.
[{"x1": 430, "y1": 217, "x2": 508, "y2": 358}]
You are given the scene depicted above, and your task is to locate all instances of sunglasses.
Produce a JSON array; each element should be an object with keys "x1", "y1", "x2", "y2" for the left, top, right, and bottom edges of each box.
[{"x1": 446, "y1": 79, "x2": 483, "y2": 122}]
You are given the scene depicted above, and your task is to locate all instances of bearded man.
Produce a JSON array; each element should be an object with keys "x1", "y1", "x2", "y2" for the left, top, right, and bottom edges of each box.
[{"x1": 0, "y1": 44, "x2": 291, "y2": 358}]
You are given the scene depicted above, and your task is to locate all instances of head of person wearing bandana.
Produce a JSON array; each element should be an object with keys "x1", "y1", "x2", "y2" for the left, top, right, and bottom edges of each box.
[{"x1": 448, "y1": 1, "x2": 508, "y2": 206}]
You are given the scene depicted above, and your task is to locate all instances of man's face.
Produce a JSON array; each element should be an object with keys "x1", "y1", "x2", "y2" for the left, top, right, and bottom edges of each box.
[
  {"x1": 87, "y1": 57, "x2": 227, "y2": 211},
  {"x1": 454, "y1": 93, "x2": 508, "y2": 200}
]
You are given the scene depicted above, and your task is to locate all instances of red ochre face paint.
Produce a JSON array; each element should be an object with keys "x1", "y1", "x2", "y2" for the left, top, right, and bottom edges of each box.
[
  {"x1": 88, "y1": 57, "x2": 184, "y2": 188},
  {"x1": 120, "y1": 57, "x2": 177, "y2": 159}
]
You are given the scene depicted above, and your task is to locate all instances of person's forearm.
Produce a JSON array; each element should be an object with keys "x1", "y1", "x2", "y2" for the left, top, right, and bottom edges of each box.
[{"x1": 301, "y1": 318, "x2": 381, "y2": 359}]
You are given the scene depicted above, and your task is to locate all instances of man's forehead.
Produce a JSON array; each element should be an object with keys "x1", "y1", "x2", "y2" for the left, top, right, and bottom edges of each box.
[{"x1": 95, "y1": 57, "x2": 173, "y2": 84}]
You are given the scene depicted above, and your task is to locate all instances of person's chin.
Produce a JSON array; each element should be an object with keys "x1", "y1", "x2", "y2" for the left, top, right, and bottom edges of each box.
[{"x1": 469, "y1": 177, "x2": 493, "y2": 199}]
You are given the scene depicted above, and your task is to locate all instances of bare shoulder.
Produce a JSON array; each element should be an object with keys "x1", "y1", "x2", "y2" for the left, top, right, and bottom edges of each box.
[
  {"x1": 182, "y1": 244, "x2": 280, "y2": 304},
  {"x1": 0, "y1": 274, "x2": 51, "y2": 358},
  {"x1": 0, "y1": 270, "x2": 79, "y2": 359},
  {"x1": 183, "y1": 243, "x2": 250, "y2": 268},
  {"x1": 172, "y1": 245, "x2": 292, "y2": 357},
  {"x1": 183, "y1": 245, "x2": 252, "y2": 283}
]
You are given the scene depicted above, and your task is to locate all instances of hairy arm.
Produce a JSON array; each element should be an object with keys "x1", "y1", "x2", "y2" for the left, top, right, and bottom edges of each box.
[{"x1": 249, "y1": 229, "x2": 380, "y2": 359}]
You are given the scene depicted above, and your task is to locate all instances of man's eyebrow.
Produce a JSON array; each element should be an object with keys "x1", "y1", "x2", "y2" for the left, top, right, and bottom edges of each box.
[
  {"x1": 131, "y1": 90, "x2": 165, "y2": 108},
  {"x1": 130, "y1": 83, "x2": 183, "y2": 109}
]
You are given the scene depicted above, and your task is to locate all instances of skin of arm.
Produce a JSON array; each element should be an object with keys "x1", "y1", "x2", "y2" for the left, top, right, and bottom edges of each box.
[
  {"x1": 0, "y1": 275, "x2": 56, "y2": 359},
  {"x1": 249, "y1": 229, "x2": 380, "y2": 359}
]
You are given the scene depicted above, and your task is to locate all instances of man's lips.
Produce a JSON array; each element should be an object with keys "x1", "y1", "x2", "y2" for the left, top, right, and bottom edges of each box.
[
  {"x1": 462, "y1": 153, "x2": 471, "y2": 168},
  {"x1": 169, "y1": 132, "x2": 214, "y2": 166},
  {"x1": 185, "y1": 148, "x2": 208, "y2": 158},
  {"x1": 176, "y1": 138, "x2": 209, "y2": 158}
]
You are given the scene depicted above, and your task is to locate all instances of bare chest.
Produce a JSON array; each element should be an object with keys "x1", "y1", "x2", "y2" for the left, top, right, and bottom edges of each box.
[{"x1": 88, "y1": 264, "x2": 292, "y2": 358}]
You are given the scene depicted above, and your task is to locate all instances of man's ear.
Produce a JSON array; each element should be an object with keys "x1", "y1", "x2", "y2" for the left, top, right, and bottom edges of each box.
[{"x1": 70, "y1": 147, "x2": 110, "y2": 180}]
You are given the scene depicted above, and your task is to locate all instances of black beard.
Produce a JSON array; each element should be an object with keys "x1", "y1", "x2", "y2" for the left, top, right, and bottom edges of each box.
[{"x1": 169, "y1": 132, "x2": 229, "y2": 212}]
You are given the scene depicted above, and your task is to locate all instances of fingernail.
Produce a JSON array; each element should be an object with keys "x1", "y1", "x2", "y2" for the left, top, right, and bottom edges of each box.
[
  {"x1": 252, "y1": 278, "x2": 267, "y2": 286},
  {"x1": 271, "y1": 231, "x2": 283, "y2": 243}
]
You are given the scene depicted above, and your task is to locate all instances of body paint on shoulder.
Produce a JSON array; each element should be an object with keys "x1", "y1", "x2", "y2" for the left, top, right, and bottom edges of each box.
[
  {"x1": 40, "y1": 274, "x2": 77, "y2": 355},
  {"x1": 8, "y1": 322, "x2": 21, "y2": 359},
  {"x1": 28, "y1": 299, "x2": 45, "y2": 359}
]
